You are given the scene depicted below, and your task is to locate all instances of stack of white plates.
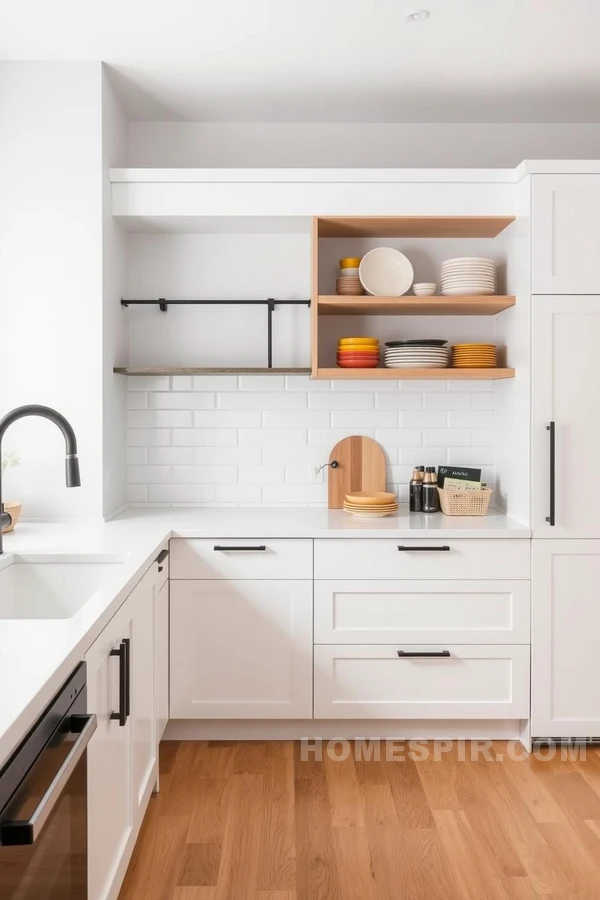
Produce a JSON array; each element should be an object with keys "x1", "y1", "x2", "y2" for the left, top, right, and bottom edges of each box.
[
  {"x1": 441, "y1": 258, "x2": 496, "y2": 296},
  {"x1": 384, "y1": 340, "x2": 449, "y2": 369}
]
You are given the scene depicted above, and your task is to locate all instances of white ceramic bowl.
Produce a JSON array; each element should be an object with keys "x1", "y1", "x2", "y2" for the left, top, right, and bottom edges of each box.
[
  {"x1": 413, "y1": 283, "x2": 437, "y2": 296},
  {"x1": 359, "y1": 247, "x2": 414, "y2": 297},
  {"x1": 339, "y1": 267, "x2": 359, "y2": 277}
]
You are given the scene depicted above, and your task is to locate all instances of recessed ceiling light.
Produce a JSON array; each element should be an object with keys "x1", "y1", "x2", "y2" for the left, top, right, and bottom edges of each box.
[{"x1": 405, "y1": 9, "x2": 430, "y2": 21}]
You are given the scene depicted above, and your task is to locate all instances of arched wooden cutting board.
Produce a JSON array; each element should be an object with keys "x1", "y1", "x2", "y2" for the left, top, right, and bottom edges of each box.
[{"x1": 328, "y1": 436, "x2": 387, "y2": 509}]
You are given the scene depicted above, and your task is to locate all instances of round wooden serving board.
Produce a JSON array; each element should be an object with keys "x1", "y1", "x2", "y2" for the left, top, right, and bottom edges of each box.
[{"x1": 328, "y1": 435, "x2": 387, "y2": 509}]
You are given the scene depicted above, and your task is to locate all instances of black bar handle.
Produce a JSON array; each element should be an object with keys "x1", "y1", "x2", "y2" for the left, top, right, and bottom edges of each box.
[
  {"x1": 546, "y1": 421, "x2": 555, "y2": 526},
  {"x1": 397, "y1": 650, "x2": 451, "y2": 658},
  {"x1": 213, "y1": 545, "x2": 267, "y2": 551},
  {"x1": 397, "y1": 545, "x2": 450, "y2": 552},
  {"x1": 110, "y1": 642, "x2": 127, "y2": 727},
  {"x1": 156, "y1": 548, "x2": 169, "y2": 572},
  {"x1": 123, "y1": 638, "x2": 131, "y2": 720}
]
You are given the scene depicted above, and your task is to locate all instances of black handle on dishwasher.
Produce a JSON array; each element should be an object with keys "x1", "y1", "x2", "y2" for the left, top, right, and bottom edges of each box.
[
  {"x1": 397, "y1": 545, "x2": 450, "y2": 552},
  {"x1": 546, "y1": 421, "x2": 555, "y2": 526},
  {"x1": 397, "y1": 650, "x2": 451, "y2": 658},
  {"x1": 110, "y1": 641, "x2": 127, "y2": 726},
  {"x1": 213, "y1": 545, "x2": 267, "y2": 551}
]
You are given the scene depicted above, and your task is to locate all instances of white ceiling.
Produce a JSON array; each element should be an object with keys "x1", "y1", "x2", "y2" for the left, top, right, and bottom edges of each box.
[{"x1": 2, "y1": 0, "x2": 600, "y2": 122}]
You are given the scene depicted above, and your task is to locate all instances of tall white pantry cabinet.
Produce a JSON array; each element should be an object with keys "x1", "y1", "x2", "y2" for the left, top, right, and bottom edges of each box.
[{"x1": 531, "y1": 173, "x2": 600, "y2": 739}]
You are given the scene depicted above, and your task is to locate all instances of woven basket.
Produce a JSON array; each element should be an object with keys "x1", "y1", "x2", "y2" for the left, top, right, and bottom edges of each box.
[
  {"x1": 2, "y1": 501, "x2": 22, "y2": 533},
  {"x1": 437, "y1": 487, "x2": 492, "y2": 517}
]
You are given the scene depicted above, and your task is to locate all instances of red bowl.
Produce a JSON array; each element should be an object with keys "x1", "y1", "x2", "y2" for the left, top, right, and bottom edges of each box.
[
  {"x1": 336, "y1": 354, "x2": 381, "y2": 361},
  {"x1": 337, "y1": 352, "x2": 380, "y2": 359},
  {"x1": 337, "y1": 358, "x2": 380, "y2": 368}
]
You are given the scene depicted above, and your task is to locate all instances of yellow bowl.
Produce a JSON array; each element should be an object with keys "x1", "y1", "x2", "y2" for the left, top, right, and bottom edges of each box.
[
  {"x1": 338, "y1": 337, "x2": 379, "y2": 346},
  {"x1": 339, "y1": 257, "x2": 362, "y2": 269}
]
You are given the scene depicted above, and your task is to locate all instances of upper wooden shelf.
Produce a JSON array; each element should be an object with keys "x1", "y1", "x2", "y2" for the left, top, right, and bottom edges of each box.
[
  {"x1": 317, "y1": 368, "x2": 515, "y2": 380},
  {"x1": 316, "y1": 216, "x2": 515, "y2": 239},
  {"x1": 318, "y1": 295, "x2": 515, "y2": 316}
]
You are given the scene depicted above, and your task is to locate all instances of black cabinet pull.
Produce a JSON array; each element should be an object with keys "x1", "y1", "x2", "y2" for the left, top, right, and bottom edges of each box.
[
  {"x1": 397, "y1": 650, "x2": 451, "y2": 658},
  {"x1": 110, "y1": 641, "x2": 127, "y2": 727},
  {"x1": 123, "y1": 638, "x2": 131, "y2": 719},
  {"x1": 156, "y1": 548, "x2": 169, "y2": 572},
  {"x1": 546, "y1": 421, "x2": 555, "y2": 526},
  {"x1": 397, "y1": 545, "x2": 450, "y2": 552},
  {"x1": 213, "y1": 545, "x2": 267, "y2": 551}
]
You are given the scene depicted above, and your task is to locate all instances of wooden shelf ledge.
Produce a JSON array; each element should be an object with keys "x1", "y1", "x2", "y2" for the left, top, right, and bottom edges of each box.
[
  {"x1": 318, "y1": 295, "x2": 516, "y2": 316},
  {"x1": 316, "y1": 368, "x2": 515, "y2": 380},
  {"x1": 114, "y1": 367, "x2": 311, "y2": 376},
  {"x1": 316, "y1": 215, "x2": 515, "y2": 238}
]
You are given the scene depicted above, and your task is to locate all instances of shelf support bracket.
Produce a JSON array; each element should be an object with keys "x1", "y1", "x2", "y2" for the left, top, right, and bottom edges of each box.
[
  {"x1": 159, "y1": 298, "x2": 167, "y2": 312},
  {"x1": 267, "y1": 298, "x2": 275, "y2": 369}
]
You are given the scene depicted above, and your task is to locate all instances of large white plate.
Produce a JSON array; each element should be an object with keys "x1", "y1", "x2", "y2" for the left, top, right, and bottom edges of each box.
[
  {"x1": 359, "y1": 247, "x2": 414, "y2": 297},
  {"x1": 442, "y1": 257, "x2": 495, "y2": 265},
  {"x1": 385, "y1": 362, "x2": 448, "y2": 368},
  {"x1": 442, "y1": 286, "x2": 496, "y2": 296},
  {"x1": 442, "y1": 263, "x2": 495, "y2": 270},
  {"x1": 441, "y1": 278, "x2": 495, "y2": 285}
]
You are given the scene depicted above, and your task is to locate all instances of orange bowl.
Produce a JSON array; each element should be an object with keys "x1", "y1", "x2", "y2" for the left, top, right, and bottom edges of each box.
[{"x1": 337, "y1": 358, "x2": 380, "y2": 368}]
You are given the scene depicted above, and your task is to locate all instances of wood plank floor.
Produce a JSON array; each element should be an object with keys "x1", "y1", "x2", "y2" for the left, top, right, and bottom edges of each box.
[{"x1": 118, "y1": 740, "x2": 600, "y2": 900}]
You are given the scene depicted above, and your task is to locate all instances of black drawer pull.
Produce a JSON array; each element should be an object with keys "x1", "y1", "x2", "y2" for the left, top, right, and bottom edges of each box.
[
  {"x1": 397, "y1": 545, "x2": 450, "y2": 552},
  {"x1": 213, "y1": 545, "x2": 267, "y2": 551},
  {"x1": 123, "y1": 638, "x2": 131, "y2": 719},
  {"x1": 110, "y1": 641, "x2": 128, "y2": 726},
  {"x1": 397, "y1": 650, "x2": 451, "y2": 658},
  {"x1": 546, "y1": 421, "x2": 556, "y2": 526}
]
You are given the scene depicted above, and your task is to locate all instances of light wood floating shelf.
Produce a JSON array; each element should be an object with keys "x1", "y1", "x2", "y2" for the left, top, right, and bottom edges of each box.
[
  {"x1": 316, "y1": 215, "x2": 515, "y2": 239},
  {"x1": 318, "y1": 368, "x2": 515, "y2": 380},
  {"x1": 318, "y1": 295, "x2": 516, "y2": 316},
  {"x1": 114, "y1": 367, "x2": 311, "y2": 376}
]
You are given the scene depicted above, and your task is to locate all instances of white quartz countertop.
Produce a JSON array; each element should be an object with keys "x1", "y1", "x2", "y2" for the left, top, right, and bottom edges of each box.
[{"x1": 0, "y1": 506, "x2": 530, "y2": 767}]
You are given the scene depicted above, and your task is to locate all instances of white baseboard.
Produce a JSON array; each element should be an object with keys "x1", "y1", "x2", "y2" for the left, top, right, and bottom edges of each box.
[{"x1": 164, "y1": 718, "x2": 525, "y2": 741}]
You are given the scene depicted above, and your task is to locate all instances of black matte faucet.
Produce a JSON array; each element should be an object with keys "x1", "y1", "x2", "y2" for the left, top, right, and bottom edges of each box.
[{"x1": 0, "y1": 405, "x2": 81, "y2": 554}]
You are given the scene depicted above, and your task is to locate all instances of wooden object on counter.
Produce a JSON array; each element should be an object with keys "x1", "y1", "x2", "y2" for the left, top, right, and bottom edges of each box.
[{"x1": 328, "y1": 436, "x2": 386, "y2": 509}]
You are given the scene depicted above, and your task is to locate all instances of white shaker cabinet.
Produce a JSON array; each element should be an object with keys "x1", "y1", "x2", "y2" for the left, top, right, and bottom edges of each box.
[
  {"x1": 532, "y1": 540, "x2": 600, "y2": 739},
  {"x1": 170, "y1": 579, "x2": 313, "y2": 719},
  {"x1": 532, "y1": 174, "x2": 600, "y2": 294},
  {"x1": 155, "y1": 579, "x2": 169, "y2": 740},
  {"x1": 130, "y1": 564, "x2": 158, "y2": 817},
  {"x1": 531, "y1": 296, "x2": 600, "y2": 537}
]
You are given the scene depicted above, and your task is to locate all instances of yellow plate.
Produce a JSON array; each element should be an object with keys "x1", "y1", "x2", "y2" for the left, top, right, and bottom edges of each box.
[
  {"x1": 338, "y1": 337, "x2": 379, "y2": 346},
  {"x1": 452, "y1": 345, "x2": 497, "y2": 350},
  {"x1": 345, "y1": 491, "x2": 397, "y2": 506}
]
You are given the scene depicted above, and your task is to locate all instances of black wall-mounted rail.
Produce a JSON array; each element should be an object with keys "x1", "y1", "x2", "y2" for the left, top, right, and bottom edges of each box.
[{"x1": 121, "y1": 298, "x2": 310, "y2": 369}]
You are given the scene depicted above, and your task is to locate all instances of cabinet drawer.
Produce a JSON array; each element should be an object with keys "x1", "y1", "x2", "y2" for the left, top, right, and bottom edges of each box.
[
  {"x1": 314, "y1": 539, "x2": 529, "y2": 580},
  {"x1": 314, "y1": 580, "x2": 530, "y2": 645},
  {"x1": 170, "y1": 538, "x2": 312, "y2": 580},
  {"x1": 314, "y1": 644, "x2": 530, "y2": 720}
]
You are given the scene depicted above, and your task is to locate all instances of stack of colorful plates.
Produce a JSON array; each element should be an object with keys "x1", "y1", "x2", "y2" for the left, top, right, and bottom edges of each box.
[
  {"x1": 344, "y1": 491, "x2": 399, "y2": 518},
  {"x1": 451, "y1": 344, "x2": 498, "y2": 368},
  {"x1": 441, "y1": 258, "x2": 496, "y2": 296},
  {"x1": 336, "y1": 258, "x2": 364, "y2": 295},
  {"x1": 337, "y1": 337, "x2": 380, "y2": 368},
  {"x1": 384, "y1": 339, "x2": 449, "y2": 369}
]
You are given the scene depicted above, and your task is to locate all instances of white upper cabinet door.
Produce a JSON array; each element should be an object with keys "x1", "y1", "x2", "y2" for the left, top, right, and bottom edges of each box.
[
  {"x1": 532, "y1": 540, "x2": 600, "y2": 739},
  {"x1": 532, "y1": 296, "x2": 600, "y2": 537},
  {"x1": 532, "y1": 175, "x2": 600, "y2": 294},
  {"x1": 170, "y1": 580, "x2": 313, "y2": 719}
]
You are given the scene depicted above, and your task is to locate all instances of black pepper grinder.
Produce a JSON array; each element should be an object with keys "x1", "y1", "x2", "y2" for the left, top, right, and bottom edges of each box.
[
  {"x1": 422, "y1": 467, "x2": 440, "y2": 513},
  {"x1": 409, "y1": 467, "x2": 423, "y2": 512}
]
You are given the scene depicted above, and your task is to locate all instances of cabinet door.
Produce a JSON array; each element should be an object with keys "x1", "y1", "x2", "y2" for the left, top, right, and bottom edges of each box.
[
  {"x1": 155, "y1": 580, "x2": 169, "y2": 740},
  {"x1": 532, "y1": 175, "x2": 600, "y2": 294},
  {"x1": 130, "y1": 565, "x2": 157, "y2": 814},
  {"x1": 170, "y1": 580, "x2": 313, "y2": 718},
  {"x1": 86, "y1": 604, "x2": 132, "y2": 900},
  {"x1": 532, "y1": 540, "x2": 600, "y2": 738},
  {"x1": 532, "y1": 296, "x2": 600, "y2": 537}
]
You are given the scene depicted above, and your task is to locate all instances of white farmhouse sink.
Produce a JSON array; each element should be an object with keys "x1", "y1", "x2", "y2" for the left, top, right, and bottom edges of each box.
[{"x1": 0, "y1": 555, "x2": 130, "y2": 619}]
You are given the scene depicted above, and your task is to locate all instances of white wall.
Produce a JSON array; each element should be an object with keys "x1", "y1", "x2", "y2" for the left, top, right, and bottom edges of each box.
[
  {"x1": 128, "y1": 122, "x2": 600, "y2": 168},
  {"x1": 0, "y1": 62, "x2": 104, "y2": 519},
  {"x1": 102, "y1": 67, "x2": 129, "y2": 516}
]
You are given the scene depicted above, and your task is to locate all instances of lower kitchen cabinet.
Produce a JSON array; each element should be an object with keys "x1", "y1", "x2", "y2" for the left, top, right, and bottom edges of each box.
[
  {"x1": 314, "y1": 644, "x2": 530, "y2": 720},
  {"x1": 155, "y1": 578, "x2": 169, "y2": 740},
  {"x1": 86, "y1": 556, "x2": 164, "y2": 900},
  {"x1": 170, "y1": 579, "x2": 313, "y2": 718},
  {"x1": 532, "y1": 540, "x2": 600, "y2": 738}
]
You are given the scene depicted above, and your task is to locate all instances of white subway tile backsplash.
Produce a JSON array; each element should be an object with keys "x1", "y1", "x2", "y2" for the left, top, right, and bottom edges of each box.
[
  {"x1": 218, "y1": 392, "x2": 307, "y2": 410},
  {"x1": 129, "y1": 410, "x2": 193, "y2": 428},
  {"x1": 239, "y1": 466, "x2": 285, "y2": 484},
  {"x1": 262, "y1": 410, "x2": 330, "y2": 428},
  {"x1": 172, "y1": 466, "x2": 238, "y2": 483},
  {"x1": 148, "y1": 447, "x2": 195, "y2": 465},
  {"x1": 128, "y1": 376, "x2": 169, "y2": 391},
  {"x1": 309, "y1": 392, "x2": 373, "y2": 410},
  {"x1": 332, "y1": 410, "x2": 398, "y2": 428},
  {"x1": 149, "y1": 392, "x2": 216, "y2": 409},
  {"x1": 193, "y1": 410, "x2": 261, "y2": 427},
  {"x1": 424, "y1": 393, "x2": 471, "y2": 410},
  {"x1": 126, "y1": 375, "x2": 496, "y2": 506},
  {"x1": 424, "y1": 428, "x2": 471, "y2": 447}
]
